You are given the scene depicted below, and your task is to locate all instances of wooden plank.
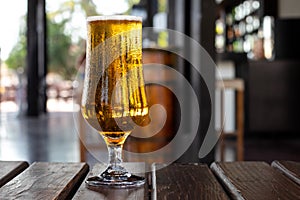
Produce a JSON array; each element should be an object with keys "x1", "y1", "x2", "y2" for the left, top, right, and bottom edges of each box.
[
  {"x1": 152, "y1": 163, "x2": 229, "y2": 200},
  {"x1": 272, "y1": 160, "x2": 300, "y2": 186},
  {"x1": 0, "y1": 162, "x2": 89, "y2": 199},
  {"x1": 211, "y1": 161, "x2": 300, "y2": 200},
  {"x1": 73, "y1": 163, "x2": 148, "y2": 200},
  {"x1": 0, "y1": 161, "x2": 29, "y2": 187}
]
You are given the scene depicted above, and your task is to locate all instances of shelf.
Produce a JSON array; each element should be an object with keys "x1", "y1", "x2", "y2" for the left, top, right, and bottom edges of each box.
[{"x1": 215, "y1": 0, "x2": 272, "y2": 56}]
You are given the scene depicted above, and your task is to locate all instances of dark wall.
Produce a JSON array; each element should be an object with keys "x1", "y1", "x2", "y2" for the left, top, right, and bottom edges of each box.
[
  {"x1": 247, "y1": 60, "x2": 300, "y2": 134},
  {"x1": 275, "y1": 19, "x2": 300, "y2": 60}
]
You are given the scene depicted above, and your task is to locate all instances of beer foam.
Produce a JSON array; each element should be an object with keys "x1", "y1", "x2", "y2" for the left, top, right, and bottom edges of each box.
[{"x1": 87, "y1": 15, "x2": 142, "y2": 22}]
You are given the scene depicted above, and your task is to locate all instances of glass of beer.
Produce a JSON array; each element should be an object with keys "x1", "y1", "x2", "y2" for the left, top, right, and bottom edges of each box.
[{"x1": 81, "y1": 15, "x2": 148, "y2": 187}]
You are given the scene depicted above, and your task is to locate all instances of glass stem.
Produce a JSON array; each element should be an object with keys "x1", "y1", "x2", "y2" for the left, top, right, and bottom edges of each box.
[{"x1": 107, "y1": 144, "x2": 124, "y2": 171}]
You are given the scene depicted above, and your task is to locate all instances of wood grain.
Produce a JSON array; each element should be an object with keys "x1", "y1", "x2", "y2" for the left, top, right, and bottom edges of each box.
[
  {"x1": 73, "y1": 162, "x2": 148, "y2": 200},
  {"x1": 152, "y1": 163, "x2": 229, "y2": 200},
  {"x1": 0, "y1": 162, "x2": 89, "y2": 199},
  {"x1": 0, "y1": 161, "x2": 29, "y2": 187},
  {"x1": 272, "y1": 160, "x2": 300, "y2": 186},
  {"x1": 211, "y1": 161, "x2": 300, "y2": 200}
]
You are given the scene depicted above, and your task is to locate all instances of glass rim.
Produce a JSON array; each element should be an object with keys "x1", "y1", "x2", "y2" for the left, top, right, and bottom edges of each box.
[{"x1": 87, "y1": 15, "x2": 142, "y2": 22}]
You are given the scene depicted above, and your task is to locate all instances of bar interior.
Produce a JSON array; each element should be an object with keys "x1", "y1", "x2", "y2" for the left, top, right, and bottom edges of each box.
[{"x1": 0, "y1": 0, "x2": 299, "y2": 198}]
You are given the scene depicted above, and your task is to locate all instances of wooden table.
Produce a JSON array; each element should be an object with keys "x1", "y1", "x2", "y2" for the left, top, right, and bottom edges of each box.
[{"x1": 0, "y1": 161, "x2": 299, "y2": 199}]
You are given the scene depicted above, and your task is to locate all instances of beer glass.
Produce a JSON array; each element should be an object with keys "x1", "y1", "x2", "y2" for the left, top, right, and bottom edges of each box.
[{"x1": 81, "y1": 15, "x2": 148, "y2": 187}]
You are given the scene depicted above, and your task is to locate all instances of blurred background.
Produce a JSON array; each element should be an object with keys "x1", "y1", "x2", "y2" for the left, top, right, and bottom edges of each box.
[{"x1": 0, "y1": 0, "x2": 299, "y2": 166}]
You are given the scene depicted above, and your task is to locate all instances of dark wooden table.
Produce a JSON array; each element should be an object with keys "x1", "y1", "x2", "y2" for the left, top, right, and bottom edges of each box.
[{"x1": 0, "y1": 161, "x2": 299, "y2": 199}]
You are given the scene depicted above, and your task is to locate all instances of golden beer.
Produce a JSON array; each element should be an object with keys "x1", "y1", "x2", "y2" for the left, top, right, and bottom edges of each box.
[{"x1": 82, "y1": 16, "x2": 148, "y2": 145}]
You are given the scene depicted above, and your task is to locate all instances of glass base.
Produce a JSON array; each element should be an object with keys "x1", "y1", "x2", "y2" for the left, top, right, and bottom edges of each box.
[{"x1": 85, "y1": 166, "x2": 145, "y2": 188}]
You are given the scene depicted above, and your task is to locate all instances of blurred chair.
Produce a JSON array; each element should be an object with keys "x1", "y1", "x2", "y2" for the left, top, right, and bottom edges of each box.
[{"x1": 217, "y1": 78, "x2": 245, "y2": 161}]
